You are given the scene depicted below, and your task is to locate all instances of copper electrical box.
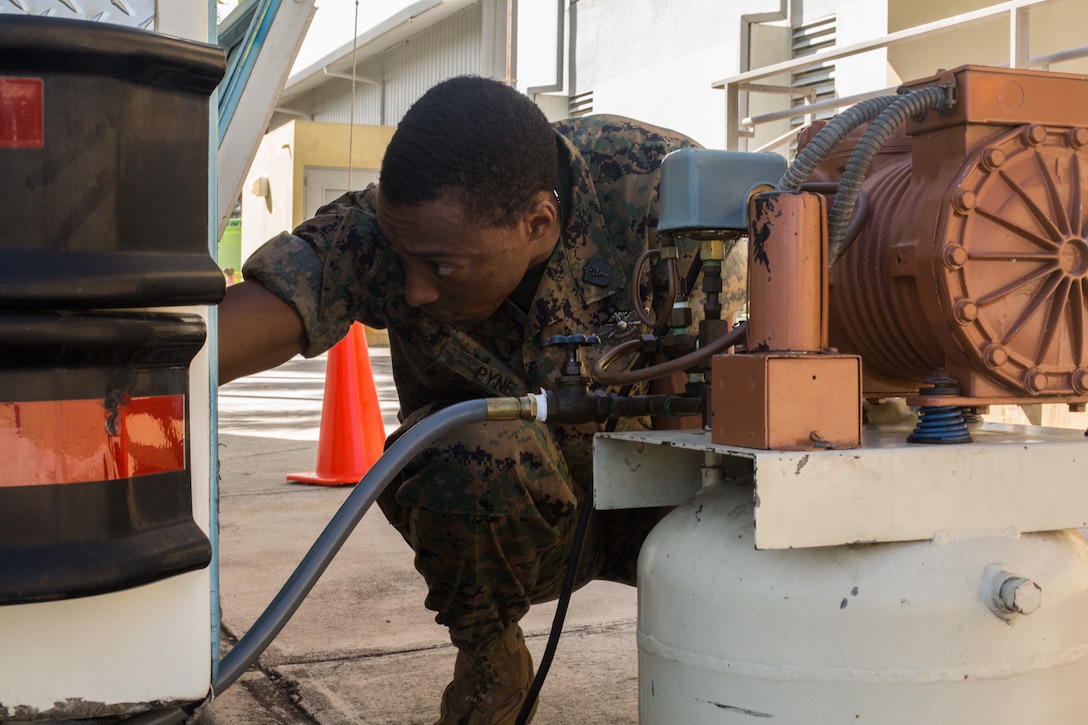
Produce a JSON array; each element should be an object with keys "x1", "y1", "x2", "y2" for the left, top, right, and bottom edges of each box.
[{"x1": 711, "y1": 353, "x2": 862, "y2": 450}]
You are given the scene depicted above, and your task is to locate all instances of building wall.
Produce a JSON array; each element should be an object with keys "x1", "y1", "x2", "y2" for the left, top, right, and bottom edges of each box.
[
  {"x1": 570, "y1": 0, "x2": 784, "y2": 148},
  {"x1": 566, "y1": 0, "x2": 893, "y2": 149},
  {"x1": 290, "y1": 122, "x2": 396, "y2": 226},
  {"x1": 281, "y1": 3, "x2": 484, "y2": 128},
  {"x1": 565, "y1": 0, "x2": 1086, "y2": 151},
  {"x1": 886, "y1": 0, "x2": 1088, "y2": 84},
  {"x1": 241, "y1": 122, "x2": 297, "y2": 265},
  {"x1": 240, "y1": 121, "x2": 395, "y2": 264}
]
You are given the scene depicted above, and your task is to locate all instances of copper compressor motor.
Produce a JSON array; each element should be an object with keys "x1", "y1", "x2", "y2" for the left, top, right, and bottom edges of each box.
[{"x1": 809, "y1": 65, "x2": 1088, "y2": 407}]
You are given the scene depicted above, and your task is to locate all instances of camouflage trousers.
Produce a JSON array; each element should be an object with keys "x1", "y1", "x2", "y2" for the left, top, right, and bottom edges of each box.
[{"x1": 377, "y1": 410, "x2": 668, "y2": 658}]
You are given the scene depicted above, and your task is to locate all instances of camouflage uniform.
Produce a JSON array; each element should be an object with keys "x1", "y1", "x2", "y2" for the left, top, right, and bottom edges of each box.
[{"x1": 242, "y1": 115, "x2": 746, "y2": 659}]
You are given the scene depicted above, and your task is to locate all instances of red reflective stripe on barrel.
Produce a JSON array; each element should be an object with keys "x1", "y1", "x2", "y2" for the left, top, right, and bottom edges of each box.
[
  {"x1": 0, "y1": 395, "x2": 185, "y2": 486},
  {"x1": 0, "y1": 77, "x2": 44, "y2": 149}
]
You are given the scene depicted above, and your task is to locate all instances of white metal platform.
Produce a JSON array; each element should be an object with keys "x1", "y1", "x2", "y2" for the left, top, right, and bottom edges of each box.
[{"x1": 594, "y1": 422, "x2": 1088, "y2": 549}]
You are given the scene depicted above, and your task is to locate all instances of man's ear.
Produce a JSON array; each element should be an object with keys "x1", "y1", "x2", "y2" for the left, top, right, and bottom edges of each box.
[{"x1": 525, "y1": 190, "x2": 560, "y2": 241}]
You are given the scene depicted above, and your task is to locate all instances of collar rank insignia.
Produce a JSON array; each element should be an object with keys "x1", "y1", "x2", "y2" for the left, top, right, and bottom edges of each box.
[{"x1": 582, "y1": 257, "x2": 613, "y2": 287}]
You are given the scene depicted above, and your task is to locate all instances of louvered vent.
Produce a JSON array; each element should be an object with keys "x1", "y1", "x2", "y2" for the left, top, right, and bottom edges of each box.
[
  {"x1": 790, "y1": 15, "x2": 837, "y2": 129},
  {"x1": 568, "y1": 90, "x2": 593, "y2": 117}
]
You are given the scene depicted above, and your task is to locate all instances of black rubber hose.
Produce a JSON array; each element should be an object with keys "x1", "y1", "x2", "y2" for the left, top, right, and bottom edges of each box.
[
  {"x1": 777, "y1": 94, "x2": 900, "y2": 192},
  {"x1": 514, "y1": 476, "x2": 595, "y2": 725},
  {"x1": 827, "y1": 85, "x2": 948, "y2": 264},
  {"x1": 213, "y1": 399, "x2": 490, "y2": 693},
  {"x1": 513, "y1": 356, "x2": 652, "y2": 725},
  {"x1": 122, "y1": 398, "x2": 492, "y2": 725}
]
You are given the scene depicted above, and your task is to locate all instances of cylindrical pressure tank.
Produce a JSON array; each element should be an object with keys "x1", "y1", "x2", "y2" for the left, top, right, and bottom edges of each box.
[{"x1": 638, "y1": 481, "x2": 1088, "y2": 723}]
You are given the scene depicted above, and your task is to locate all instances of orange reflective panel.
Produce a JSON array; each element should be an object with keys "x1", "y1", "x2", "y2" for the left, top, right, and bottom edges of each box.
[{"x1": 0, "y1": 394, "x2": 185, "y2": 487}]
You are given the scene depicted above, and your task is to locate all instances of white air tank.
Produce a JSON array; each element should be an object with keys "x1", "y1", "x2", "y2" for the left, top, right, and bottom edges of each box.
[{"x1": 637, "y1": 479, "x2": 1088, "y2": 723}]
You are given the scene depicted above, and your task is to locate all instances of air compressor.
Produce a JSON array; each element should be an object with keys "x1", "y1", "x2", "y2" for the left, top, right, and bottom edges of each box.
[{"x1": 589, "y1": 64, "x2": 1088, "y2": 722}]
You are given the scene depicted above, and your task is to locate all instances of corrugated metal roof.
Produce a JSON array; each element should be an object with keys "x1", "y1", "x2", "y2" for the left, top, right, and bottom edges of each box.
[
  {"x1": 280, "y1": 3, "x2": 481, "y2": 127},
  {"x1": 279, "y1": 0, "x2": 477, "y2": 105}
]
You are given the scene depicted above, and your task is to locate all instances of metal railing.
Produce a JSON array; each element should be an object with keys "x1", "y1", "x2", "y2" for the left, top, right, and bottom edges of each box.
[{"x1": 714, "y1": 0, "x2": 1088, "y2": 152}]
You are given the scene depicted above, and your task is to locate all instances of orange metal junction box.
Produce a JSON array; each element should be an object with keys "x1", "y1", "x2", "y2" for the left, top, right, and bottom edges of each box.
[{"x1": 711, "y1": 352, "x2": 862, "y2": 450}]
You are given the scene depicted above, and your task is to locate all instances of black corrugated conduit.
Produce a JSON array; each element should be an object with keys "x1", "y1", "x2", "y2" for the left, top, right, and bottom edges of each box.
[
  {"x1": 777, "y1": 94, "x2": 901, "y2": 193},
  {"x1": 827, "y1": 85, "x2": 951, "y2": 264}
]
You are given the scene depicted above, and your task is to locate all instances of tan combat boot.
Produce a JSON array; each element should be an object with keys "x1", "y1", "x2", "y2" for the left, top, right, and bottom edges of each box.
[{"x1": 434, "y1": 623, "x2": 537, "y2": 725}]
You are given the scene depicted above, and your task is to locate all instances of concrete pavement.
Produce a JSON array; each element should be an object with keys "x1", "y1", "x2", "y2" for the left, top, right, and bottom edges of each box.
[{"x1": 198, "y1": 344, "x2": 640, "y2": 724}]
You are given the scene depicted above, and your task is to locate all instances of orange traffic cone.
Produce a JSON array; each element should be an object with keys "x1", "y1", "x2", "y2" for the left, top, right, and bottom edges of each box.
[{"x1": 287, "y1": 322, "x2": 386, "y2": 485}]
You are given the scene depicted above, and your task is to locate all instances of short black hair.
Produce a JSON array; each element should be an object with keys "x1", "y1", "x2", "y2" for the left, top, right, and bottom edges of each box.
[{"x1": 379, "y1": 75, "x2": 559, "y2": 227}]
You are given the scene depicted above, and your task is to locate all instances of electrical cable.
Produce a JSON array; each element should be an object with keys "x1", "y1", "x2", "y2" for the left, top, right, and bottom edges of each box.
[
  {"x1": 776, "y1": 94, "x2": 900, "y2": 193},
  {"x1": 347, "y1": 0, "x2": 359, "y2": 190},
  {"x1": 514, "y1": 472, "x2": 596, "y2": 725}
]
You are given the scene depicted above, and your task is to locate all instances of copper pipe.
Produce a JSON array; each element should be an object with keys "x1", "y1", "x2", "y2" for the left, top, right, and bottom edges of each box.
[
  {"x1": 592, "y1": 321, "x2": 747, "y2": 386},
  {"x1": 747, "y1": 191, "x2": 828, "y2": 352},
  {"x1": 631, "y1": 249, "x2": 677, "y2": 330}
]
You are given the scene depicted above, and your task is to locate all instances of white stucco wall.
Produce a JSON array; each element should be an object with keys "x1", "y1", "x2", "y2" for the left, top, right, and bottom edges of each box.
[
  {"x1": 240, "y1": 122, "x2": 298, "y2": 264},
  {"x1": 564, "y1": 0, "x2": 890, "y2": 149},
  {"x1": 565, "y1": 0, "x2": 1086, "y2": 152},
  {"x1": 827, "y1": 0, "x2": 892, "y2": 95},
  {"x1": 569, "y1": 0, "x2": 791, "y2": 148}
]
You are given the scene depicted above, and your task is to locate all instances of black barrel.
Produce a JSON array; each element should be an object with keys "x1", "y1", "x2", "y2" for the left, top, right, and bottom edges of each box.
[
  {"x1": 0, "y1": 15, "x2": 227, "y2": 308},
  {"x1": 0, "y1": 312, "x2": 213, "y2": 603},
  {"x1": 0, "y1": 16, "x2": 226, "y2": 604}
]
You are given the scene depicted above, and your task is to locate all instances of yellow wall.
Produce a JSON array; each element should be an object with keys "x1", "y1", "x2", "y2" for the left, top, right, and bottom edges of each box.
[
  {"x1": 887, "y1": 0, "x2": 1088, "y2": 85},
  {"x1": 240, "y1": 121, "x2": 396, "y2": 266},
  {"x1": 289, "y1": 122, "x2": 397, "y2": 229}
]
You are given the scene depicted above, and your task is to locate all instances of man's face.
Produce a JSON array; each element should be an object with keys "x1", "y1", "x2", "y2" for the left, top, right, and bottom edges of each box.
[{"x1": 376, "y1": 194, "x2": 545, "y2": 325}]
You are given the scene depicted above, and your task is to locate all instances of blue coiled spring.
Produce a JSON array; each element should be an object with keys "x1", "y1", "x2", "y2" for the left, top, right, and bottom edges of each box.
[{"x1": 907, "y1": 405, "x2": 973, "y2": 444}]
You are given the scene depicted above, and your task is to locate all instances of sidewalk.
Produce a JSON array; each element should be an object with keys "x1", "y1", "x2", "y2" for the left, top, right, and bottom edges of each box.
[{"x1": 199, "y1": 347, "x2": 640, "y2": 724}]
